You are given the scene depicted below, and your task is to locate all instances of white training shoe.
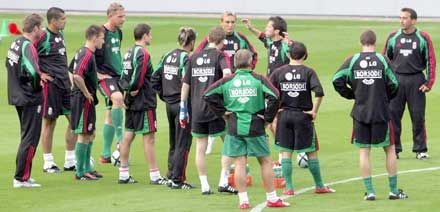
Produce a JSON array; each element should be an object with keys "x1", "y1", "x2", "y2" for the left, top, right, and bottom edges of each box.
[
  {"x1": 205, "y1": 136, "x2": 215, "y2": 155},
  {"x1": 13, "y1": 179, "x2": 41, "y2": 188},
  {"x1": 416, "y1": 152, "x2": 429, "y2": 160}
]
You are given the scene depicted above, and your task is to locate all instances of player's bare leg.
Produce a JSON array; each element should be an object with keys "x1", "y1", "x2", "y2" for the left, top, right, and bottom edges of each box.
[
  {"x1": 196, "y1": 137, "x2": 212, "y2": 194},
  {"x1": 143, "y1": 133, "x2": 166, "y2": 185},
  {"x1": 64, "y1": 115, "x2": 77, "y2": 170},
  {"x1": 384, "y1": 144, "x2": 406, "y2": 199},
  {"x1": 218, "y1": 135, "x2": 237, "y2": 193},
  {"x1": 234, "y1": 156, "x2": 249, "y2": 208},
  {"x1": 42, "y1": 118, "x2": 60, "y2": 173},
  {"x1": 118, "y1": 131, "x2": 137, "y2": 183},
  {"x1": 360, "y1": 148, "x2": 375, "y2": 200},
  {"x1": 258, "y1": 156, "x2": 289, "y2": 207}
]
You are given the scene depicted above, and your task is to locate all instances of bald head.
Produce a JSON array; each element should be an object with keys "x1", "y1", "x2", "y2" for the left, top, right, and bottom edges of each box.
[{"x1": 234, "y1": 49, "x2": 252, "y2": 69}]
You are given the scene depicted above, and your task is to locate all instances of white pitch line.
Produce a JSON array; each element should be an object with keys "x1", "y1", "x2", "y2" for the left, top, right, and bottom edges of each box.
[{"x1": 251, "y1": 166, "x2": 440, "y2": 212}]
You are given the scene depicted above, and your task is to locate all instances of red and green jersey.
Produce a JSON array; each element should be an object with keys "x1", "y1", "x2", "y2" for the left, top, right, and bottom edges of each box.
[
  {"x1": 382, "y1": 28, "x2": 436, "y2": 88},
  {"x1": 95, "y1": 27, "x2": 123, "y2": 77},
  {"x1": 120, "y1": 45, "x2": 156, "y2": 111},
  {"x1": 333, "y1": 52, "x2": 398, "y2": 123},
  {"x1": 195, "y1": 31, "x2": 258, "y2": 69},
  {"x1": 34, "y1": 28, "x2": 69, "y2": 88},
  {"x1": 6, "y1": 36, "x2": 42, "y2": 106},
  {"x1": 204, "y1": 69, "x2": 279, "y2": 137},
  {"x1": 258, "y1": 33, "x2": 290, "y2": 76},
  {"x1": 71, "y1": 47, "x2": 98, "y2": 104}
]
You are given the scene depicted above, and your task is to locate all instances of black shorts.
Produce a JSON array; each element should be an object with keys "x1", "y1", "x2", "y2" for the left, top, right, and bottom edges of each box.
[
  {"x1": 352, "y1": 119, "x2": 394, "y2": 148},
  {"x1": 71, "y1": 93, "x2": 96, "y2": 135},
  {"x1": 275, "y1": 110, "x2": 319, "y2": 153},
  {"x1": 191, "y1": 118, "x2": 226, "y2": 138},
  {"x1": 98, "y1": 77, "x2": 121, "y2": 108},
  {"x1": 42, "y1": 81, "x2": 71, "y2": 120},
  {"x1": 125, "y1": 109, "x2": 157, "y2": 134}
]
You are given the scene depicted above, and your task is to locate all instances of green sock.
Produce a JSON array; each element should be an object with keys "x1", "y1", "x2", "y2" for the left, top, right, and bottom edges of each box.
[
  {"x1": 102, "y1": 124, "x2": 115, "y2": 157},
  {"x1": 111, "y1": 108, "x2": 123, "y2": 143},
  {"x1": 85, "y1": 141, "x2": 94, "y2": 173},
  {"x1": 308, "y1": 158, "x2": 325, "y2": 188},
  {"x1": 363, "y1": 176, "x2": 375, "y2": 194},
  {"x1": 75, "y1": 142, "x2": 88, "y2": 177},
  {"x1": 388, "y1": 175, "x2": 398, "y2": 194},
  {"x1": 281, "y1": 158, "x2": 293, "y2": 190}
]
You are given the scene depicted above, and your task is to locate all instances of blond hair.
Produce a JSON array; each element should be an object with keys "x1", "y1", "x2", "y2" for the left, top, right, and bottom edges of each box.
[
  {"x1": 107, "y1": 2, "x2": 124, "y2": 16},
  {"x1": 220, "y1": 11, "x2": 236, "y2": 22}
]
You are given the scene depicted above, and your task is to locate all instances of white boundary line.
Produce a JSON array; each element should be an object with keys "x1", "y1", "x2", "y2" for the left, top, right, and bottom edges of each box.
[{"x1": 251, "y1": 166, "x2": 440, "y2": 212}]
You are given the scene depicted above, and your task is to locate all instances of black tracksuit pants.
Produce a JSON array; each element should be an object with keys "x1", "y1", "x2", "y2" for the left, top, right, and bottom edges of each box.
[
  {"x1": 165, "y1": 102, "x2": 192, "y2": 183},
  {"x1": 390, "y1": 73, "x2": 427, "y2": 153},
  {"x1": 14, "y1": 104, "x2": 42, "y2": 181}
]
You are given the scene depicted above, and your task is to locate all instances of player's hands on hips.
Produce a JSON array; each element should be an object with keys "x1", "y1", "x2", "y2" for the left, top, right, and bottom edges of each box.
[
  {"x1": 40, "y1": 72, "x2": 53, "y2": 83},
  {"x1": 97, "y1": 72, "x2": 111, "y2": 81},
  {"x1": 303, "y1": 110, "x2": 317, "y2": 122},
  {"x1": 85, "y1": 92, "x2": 94, "y2": 104},
  {"x1": 223, "y1": 111, "x2": 233, "y2": 122},
  {"x1": 179, "y1": 101, "x2": 189, "y2": 128},
  {"x1": 130, "y1": 89, "x2": 139, "y2": 96},
  {"x1": 419, "y1": 84, "x2": 431, "y2": 92}
]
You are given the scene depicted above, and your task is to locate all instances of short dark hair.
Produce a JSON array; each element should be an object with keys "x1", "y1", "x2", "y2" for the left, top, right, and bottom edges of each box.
[
  {"x1": 208, "y1": 26, "x2": 225, "y2": 45},
  {"x1": 268, "y1": 16, "x2": 287, "y2": 37},
  {"x1": 178, "y1": 27, "x2": 196, "y2": 46},
  {"x1": 46, "y1": 7, "x2": 65, "y2": 23},
  {"x1": 23, "y1": 13, "x2": 43, "y2": 33},
  {"x1": 360, "y1": 29, "x2": 376, "y2": 46},
  {"x1": 234, "y1": 49, "x2": 252, "y2": 69},
  {"x1": 134, "y1": 23, "x2": 151, "y2": 41},
  {"x1": 289, "y1": 41, "x2": 308, "y2": 60},
  {"x1": 85, "y1": 25, "x2": 104, "y2": 40},
  {"x1": 401, "y1": 7, "x2": 417, "y2": 20}
]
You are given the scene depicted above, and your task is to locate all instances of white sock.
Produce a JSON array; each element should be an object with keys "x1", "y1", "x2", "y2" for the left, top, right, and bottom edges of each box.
[
  {"x1": 238, "y1": 192, "x2": 249, "y2": 204},
  {"x1": 119, "y1": 166, "x2": 129, "y2": 180},
  {"x1": 43, "y1": 153, "x2": 55, "y2": 168},
  {"x1": 266, "y1": 191, "x2": 278, "y2": 202},
  {"x1": 218, "y1": 168, "x2": 229, "y2": 187},
  {"x1": 278, "y1": 152, "x2": 282, "y2": 164},
  {"x1": 199, "y1": 175, "x2": 210, "y2": 192},
  {"x1": 64, "y1": 150, "x2": 76, "y2": 167},
  {"x1": 150, "y1": 169, "x2": 161, "y2": 181}
]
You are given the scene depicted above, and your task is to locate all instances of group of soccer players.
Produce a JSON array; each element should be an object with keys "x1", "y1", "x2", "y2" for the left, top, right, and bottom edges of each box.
[{"x1": 6, "y1": 2, "x2": 436, "y2": 209}]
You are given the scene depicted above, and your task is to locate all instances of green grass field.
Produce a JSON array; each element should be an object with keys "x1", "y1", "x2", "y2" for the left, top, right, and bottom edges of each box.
[{"x1": 0, "y1": 13, "x2": 439, "y2": 212}]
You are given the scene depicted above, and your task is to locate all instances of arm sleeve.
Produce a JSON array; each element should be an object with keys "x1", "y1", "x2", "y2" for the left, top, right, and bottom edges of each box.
[
  {"x1": 203, "y1": 79, "x2": 226, "y2": 118},
  {"x1": 258, "y1": 32, "x2": 269, "y2": 48},
  {"x1": 261, "y1": 76, "x2": 280, "y2": 123},
  {"x1": 94, "y1": 47, "x2": 105, "y2": 73},
  {"x1": 332, "y1": 57, "x2": 355, "y2": 99},
  {"x1": 382, "y1": 32, "x2": 395, "y2": 60},
  {"x1": 421, "y1": 32, "x2": 436, "y2": 89},
  {"x1": 384, "y1": 59, "x2": 399, "y2": 100},
  {"x1": 182, "y1": 57, "x2": 191, "y2": 85},
  {"x1": 22, "y1": 42, "x2": 41, "y2": 89},
  {"x1": 72, "y1": 50, "x2": 91, "y2": 78},
  {"x1": 240, "y1": 33, "x2": 258, "y2": 69},
  {"x1": 151, "y1": 54, "x2": 165, "y2": 93},
  {"x1": 219, "y1": 51, "x2": 232, "y2": 71},
  {"x1": 309, "y1": 70, "x2": 325, "y2": 97},
  {"x1": 195, "y1": 37, "x2": 209, "y2": 54}
]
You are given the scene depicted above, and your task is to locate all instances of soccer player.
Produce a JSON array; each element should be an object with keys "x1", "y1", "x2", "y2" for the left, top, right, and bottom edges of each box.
[
  {"x1": 204, "y1": 49, "x2": 289, "y2": 209},
  {"x1": 242, "y1": 16, "x2": 291, "y2": 162},
  {"x1": 118, "y1": 24, "x2": 166, "y2": 185},
  {"x1": 151, "y1": 27, "x2": 197, "y2": 189},
  {"x1": 179, "y1": 26, "x2": 237, "y2": 195},
  {"x1": 96, "y1": 2, "x2": 126, "y2": 163},
  {"x1": 195, "y1": 11, "x2": 259, "y2": 155},
  {"x1": 382, "y1": 8, "x2": 436, "y2": 160},
  {"x1": 71, "y1": 25, "x2": 105, "y2": 180},
  {"x1": 35, "y1": 7, "x2": 77, "y2": 173},
  {"x1": 7, "y1": 13, "x2": 51, "y2": 188},
  {"x1": 333, "y1": 30, "x2": 407, "y2": 200},
  {"x1": 269, "y1": 42, "x2": 335, "y2": 196},
  {"x1": 242, "y1": 16, "x2": 290, "y2": 76}
]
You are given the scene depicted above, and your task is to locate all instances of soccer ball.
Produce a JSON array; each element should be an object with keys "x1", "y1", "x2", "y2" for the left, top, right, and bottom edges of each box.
[
  {"x1": 111, "y1": 150, "x2": 121, "y2": 167},
  {"x1": 296, "y1": 152, "x2": 309, "y2": 168}
]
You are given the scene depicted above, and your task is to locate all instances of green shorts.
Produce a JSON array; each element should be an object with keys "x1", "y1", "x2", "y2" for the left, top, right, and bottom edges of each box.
[{"x1": 222, "y1": 134, "x2": 270, "y2": 157}]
